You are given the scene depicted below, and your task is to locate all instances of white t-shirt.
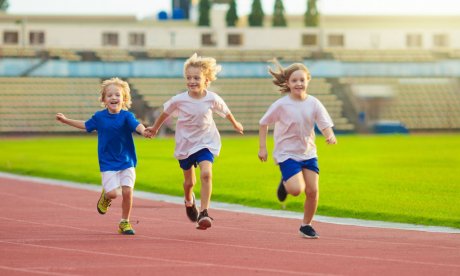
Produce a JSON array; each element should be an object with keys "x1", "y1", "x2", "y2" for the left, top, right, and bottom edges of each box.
[
  {"x1": 259, "y1": 95, "x2": 334, "y2": 163},
  {"x1": 163, "y1": 90, "x2": 231, "y2": 160}
]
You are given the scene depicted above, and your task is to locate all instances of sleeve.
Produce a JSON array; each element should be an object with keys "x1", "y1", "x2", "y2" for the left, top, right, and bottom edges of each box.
[
  {"x1": 315, "y1": 99, "x2": 334, "y2": 130},
  {"x1": 84, "y1": 114, "x2": 97, "y2": 133},
  {"x1": 163, "y1": 95, "x2": 179, "y2": 117},
  {"x1": 212, "y1": 94, "x2": 231, "y2": 118},
  {"x1": 126, "y1": 112, "x2": 141, "y2": 132},
  {"x1": 259, "y1": 101, "x2": 280, "y2": 126}
]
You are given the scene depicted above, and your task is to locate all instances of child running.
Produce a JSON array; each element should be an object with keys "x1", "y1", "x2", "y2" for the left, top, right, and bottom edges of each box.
[
  {"x1": 145, "y1": 53, "x2": 243, "y2": 230},
  {"x1": 258, "y1": 60, "x2": 337, "y2": 239},
  {"x1": 56, "y1": 77, "x2": 147, "y2": 235}
]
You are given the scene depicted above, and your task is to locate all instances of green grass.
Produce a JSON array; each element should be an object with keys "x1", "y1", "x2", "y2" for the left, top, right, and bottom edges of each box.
[{"x1": 1, "y1": 134, "x2": 459, "y2": 229}]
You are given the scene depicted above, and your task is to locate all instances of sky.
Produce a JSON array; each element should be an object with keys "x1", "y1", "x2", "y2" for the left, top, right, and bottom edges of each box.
[{"x1": 5, "y1": 0, "x2": 460, "y2": 19}]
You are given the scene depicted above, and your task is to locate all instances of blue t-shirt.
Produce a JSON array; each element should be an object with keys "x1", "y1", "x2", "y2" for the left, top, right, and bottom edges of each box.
[{"x1": 85, "y1": 109, "x2": 140, "y2": 172}]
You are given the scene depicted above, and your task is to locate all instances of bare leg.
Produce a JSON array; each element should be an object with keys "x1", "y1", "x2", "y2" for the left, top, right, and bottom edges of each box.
[
  {"x1": 105, "y1": 189, "x2": 117, "y2": 200},
  {"x1": 284, "y1": 172, "x2": 306, "y2": 197},
  {"x1": 302, "y1": 169, "x2": 319, "y2": 225},
  {"x1": 198, "y1": 161, "x2": 213, "y2": 211},
  {"x1": 182, "y1": 167, "x2": 196, "y2": 203},
  {"x1": 121, "y1": 186, "x2": 133, "y2": 220}
]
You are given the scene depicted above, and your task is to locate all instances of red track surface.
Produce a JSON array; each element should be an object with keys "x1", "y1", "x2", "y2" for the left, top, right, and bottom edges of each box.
[{"x1": 1, "y1": 175, "x2": 459, "y2": 275}]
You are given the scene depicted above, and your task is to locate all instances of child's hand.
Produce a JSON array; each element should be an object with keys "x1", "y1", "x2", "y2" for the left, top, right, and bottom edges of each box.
[
  {"x1": 56, "y1": 113, "x2": 66, "y2": 122},
  {"x1": 258, "y1": 148, "x2": 268, "y2": 162},
  {"x1": 234, "y1": 122, "x2": 244, "y2": 134},
  {"x1": 144, "y1": 127, "x2": 158, "y2": 138},
  {"x1": 326, "y1": 135, "x2": 337, "y2": 145}
]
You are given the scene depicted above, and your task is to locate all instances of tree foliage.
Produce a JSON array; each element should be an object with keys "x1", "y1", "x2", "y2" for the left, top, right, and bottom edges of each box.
[
  {"x1": 304, "y1": 0, "x2": 319, "y2": 27},
  {"x1": 198, "y1": 0, "x2": 211, "y2": 26},
  {"x1": 226, "y1": 0, "x2": 239, "y2": 27},
  {"x1": 248, "y1": 0, "x2": 264, "y2": 27},
  {"x1": 0, "y1": 0, "x2": 9, "y2": 11},
  {"x1": 272, "y1": 0, "x2": 287, "y2": 27}
]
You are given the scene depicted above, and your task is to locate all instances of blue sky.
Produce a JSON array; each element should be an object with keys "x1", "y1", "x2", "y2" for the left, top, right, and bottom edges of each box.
[{"x1": 6, "y1": 0, "x2": 460, "y2": 19}]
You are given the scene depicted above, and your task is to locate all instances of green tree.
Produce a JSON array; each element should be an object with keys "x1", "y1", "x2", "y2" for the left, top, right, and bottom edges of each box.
[
  {"x1": 248, "y1": 0, "x2": 264, "y2": 27},
  {"x1": 198, "y1": 0, "x2": 211, "y2": 26},
  {"x1": 226, "y1": 0, "x2": 239, "y2": 27},
  {"x1": 304, "y1": 0, "x2": 319, "y2": 27},
  {"x1": 272, "y1": 0, "x2": 287, "y2": 27},
  {"x1": 0, "y1": 0, "x2": 9, "y2": 11}
]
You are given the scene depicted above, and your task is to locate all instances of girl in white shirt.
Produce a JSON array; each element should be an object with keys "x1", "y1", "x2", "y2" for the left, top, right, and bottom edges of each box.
[
  {"x1": 146, "y1": 53, "x2": 244, "y2": 230},
  {"x1": 258, "y1": 60, "x2": 337, "y2": 239}
]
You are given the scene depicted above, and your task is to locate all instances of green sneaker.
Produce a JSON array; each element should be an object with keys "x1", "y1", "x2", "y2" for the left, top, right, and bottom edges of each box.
[
  {"x1": 97, "y1": 189, "x2": 111, "y2": 215},
  {"x1": 118, "y1": 220, "x2": 135, "y2": 235}
]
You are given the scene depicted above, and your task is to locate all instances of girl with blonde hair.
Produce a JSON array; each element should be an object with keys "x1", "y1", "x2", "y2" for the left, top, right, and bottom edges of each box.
[
  {"x1": 146, "y1": 53, "x2": 243, "y2": 230},
  {"x1": 56, "y1": 77, "x2": 147, "y2": 235},
  {"x1": 258, "y1": 60, "x2": 337, "y2": 238}
]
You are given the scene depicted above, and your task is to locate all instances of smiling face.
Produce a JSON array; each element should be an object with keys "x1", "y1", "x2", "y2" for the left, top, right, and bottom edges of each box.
[
  {"x1": 287, "y1": 69, "x2": 310, "y2": 100},
  {"x1": 185, "y1": 66, "x2": 207, "y2": 97},
  {"x1": 103, "y1": 84, "x2": 124, "y2": 114}
]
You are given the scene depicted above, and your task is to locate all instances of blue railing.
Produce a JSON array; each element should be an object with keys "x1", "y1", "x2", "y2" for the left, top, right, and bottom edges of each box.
[{"x1": 1, "y1": 59, "x2": 460, "y2": 78}]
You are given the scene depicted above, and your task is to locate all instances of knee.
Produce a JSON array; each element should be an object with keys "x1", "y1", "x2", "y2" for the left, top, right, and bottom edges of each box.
[
  {"x1": 105, "y1": 189, "x2": 117, "y2": 199},
  {"x1": 122, "y1": 187, "x2": 133, "y2": 198},
  {"x1": 183, "y1": 179, "x2": 195, "y2": 189},
  {"x1": 305, "y1": 189, "x2": 319, "y2": 200},
  {"x1": 288, "y1": 187, "x2": 303, "y2": 197},
  {"x1": 201, "y1": 170, "x2": 212, "y2": 183}
]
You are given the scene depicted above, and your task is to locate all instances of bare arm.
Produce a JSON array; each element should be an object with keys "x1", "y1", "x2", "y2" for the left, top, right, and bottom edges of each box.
[
  {"x1": 56, "y1": 113, "x2": 86, "y2": 130},
  {"x1": 321, "y1": 127, "x2": 337, "y2": 145},
  {"x1": 225, "y1": 113, "x2": 244, "y2": 134},
  {"x1": 258, "y1": 124, "x2": 269, "y2": 162},
  {"x1": 145, "y1": 111, "x2": 170, "y2": 137},
  {"x1": 136, "y1": 123, "x2": 146, "y2": 137}
]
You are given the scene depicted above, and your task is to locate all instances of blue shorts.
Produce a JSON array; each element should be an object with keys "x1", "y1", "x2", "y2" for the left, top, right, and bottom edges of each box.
[
  {"x1": 279, "y1": 158, "x2": 319, "y2": 181},
  {"x1": 179, "y1": 148, "x2": 214, "y2": 170}
]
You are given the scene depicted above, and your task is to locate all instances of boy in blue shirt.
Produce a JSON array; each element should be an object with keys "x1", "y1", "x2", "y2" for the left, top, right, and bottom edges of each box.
[{"x1": 56, "y1": 77, "x2": 147, "y2": 235}]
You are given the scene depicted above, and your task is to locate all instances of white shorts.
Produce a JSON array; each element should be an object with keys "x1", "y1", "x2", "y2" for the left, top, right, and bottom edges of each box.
[{"x1": 101, "y1": 167, "x2": 136, "y2": 193}]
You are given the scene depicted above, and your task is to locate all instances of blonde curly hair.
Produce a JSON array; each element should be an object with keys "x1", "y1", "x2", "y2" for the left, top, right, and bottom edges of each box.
[
  {"x1": 99, "y1": 77, "x2": 132, "y2": 110},
  {"x1": 184, "y1": 53, "x2": 222, "y2": 86},
  {"x1": 268, "y1": 59, "x2": 311, "y2": 94}
]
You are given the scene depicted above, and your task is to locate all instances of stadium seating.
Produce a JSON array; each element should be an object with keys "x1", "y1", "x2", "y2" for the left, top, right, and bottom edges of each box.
[
  {"x1": 0, "y1": 77, "x2": 101, "y2": 132},
  {"x1": 129, "y1": 77, "x2": 354, "y2": 132},
  {"x1": 340, "y1": 77, "x2": 460, "y2": 130}
]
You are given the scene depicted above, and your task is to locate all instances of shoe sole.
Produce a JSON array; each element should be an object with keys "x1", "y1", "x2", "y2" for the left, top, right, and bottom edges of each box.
[
  {"x1": 185, "y1": 194, "x2": 199, "y2": 222},
  {"x1": 186, "y1": 205, "x2": 199, "y2": 222},
  {"x1": 97, "y1": 200, "x2": 107, "y2": 215},
  {"x1": 196, "y1": 217, "x2": 212, "y2": 230},
  {"x1": 118, "y1": 229, "x2": 135, "y2": 235},
  {"x1": 277, "y1": 181, "x2": 287, "y2": 202},
  {"x1": 298, "y1": 231, "x2": 319, "y2": 239}
]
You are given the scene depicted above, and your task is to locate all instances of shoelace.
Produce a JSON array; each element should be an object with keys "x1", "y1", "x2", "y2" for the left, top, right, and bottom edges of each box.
[
  {"x1": 102, "y1": 198, "x2": 111, "y2": 208},
  {"x1": 199, "y1": 211, "x2": 214, "y2": 221}
]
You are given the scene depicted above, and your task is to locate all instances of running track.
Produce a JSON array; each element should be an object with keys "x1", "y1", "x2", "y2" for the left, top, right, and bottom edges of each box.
[{"x1": 1, "y1": 173, "x2": 459, "y2": 276}]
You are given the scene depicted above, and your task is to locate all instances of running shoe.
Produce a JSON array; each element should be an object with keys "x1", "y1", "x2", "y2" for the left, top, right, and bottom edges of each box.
[
  {"x1": 299, "y1": 225, "x2": 319, "y2": 239},
  {"x1": 185, "y1": 193, "x2": 199, "y2": 222},
  {"x1": 196, "y1": 209, "x2": 213, "y2": 230},
  {"x1": 97, "y1": 189, "x2": 111, "y2": 215},
  {"x1": 277, "y1": 179, "x2": 287, "y2": 202},
  {"x1": 118, "y1": 220, "x2": 135, "y2": 235}
]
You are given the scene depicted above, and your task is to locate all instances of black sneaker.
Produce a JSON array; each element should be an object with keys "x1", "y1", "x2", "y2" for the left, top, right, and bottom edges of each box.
[
  {"x1": 185, "y1": 194, "x2": 199, "y2": 222},
  {"x1": 299, "y1": 225, "x2": 319, "y2": 239},
  {"x1": 196, "y1": 209, "x2": 213, "y2": 230},
  {"x1": 277, "y1": 179, "x2": 287, "y2": 202}
]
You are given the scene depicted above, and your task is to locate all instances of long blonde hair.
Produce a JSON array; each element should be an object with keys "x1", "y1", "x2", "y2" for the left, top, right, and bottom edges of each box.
[
  {"x1": 268, "y1": 59, "x2": 311, "y2": 94},
  {"x1": 184, "y1": 53, "x2": 222, "y2": 87},
  {"x1": 99, "y1": 77, "x2": 132, "y2": 110}
]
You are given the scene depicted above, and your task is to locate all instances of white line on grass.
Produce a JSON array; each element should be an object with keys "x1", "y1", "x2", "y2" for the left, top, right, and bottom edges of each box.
[{"x1": 1, "y1": 172, "x2": 459, "y2": 234}]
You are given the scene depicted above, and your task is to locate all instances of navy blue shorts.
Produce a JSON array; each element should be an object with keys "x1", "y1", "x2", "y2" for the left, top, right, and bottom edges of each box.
[
  {"x1": 179, "y1": 148, "x2": 214, "y2": 170},
  {"x1": 279, "y1": 158, "x2": 319, "y2": 181}
]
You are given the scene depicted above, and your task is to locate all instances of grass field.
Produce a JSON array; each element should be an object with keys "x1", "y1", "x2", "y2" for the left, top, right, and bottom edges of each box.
[{"x1": 1, "y1": 134, "x2": 459, "y2": 229}]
